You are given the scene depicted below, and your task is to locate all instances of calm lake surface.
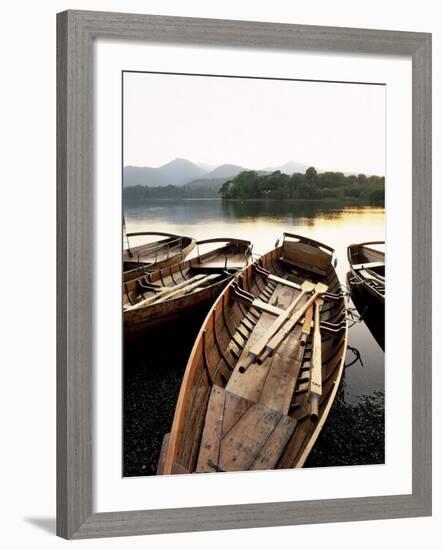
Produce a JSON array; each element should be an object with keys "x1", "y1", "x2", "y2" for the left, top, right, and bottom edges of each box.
[{"x1": 123, "y1": 199, "x2": 385, "y2": 474}]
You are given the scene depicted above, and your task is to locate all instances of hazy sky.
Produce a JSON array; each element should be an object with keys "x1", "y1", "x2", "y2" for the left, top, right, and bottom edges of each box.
[{"x1": 123, "y1": 72, "x2": 385, "y2": 175}]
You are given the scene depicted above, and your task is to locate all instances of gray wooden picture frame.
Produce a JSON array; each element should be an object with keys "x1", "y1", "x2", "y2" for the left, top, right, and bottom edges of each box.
[{"x1": 57, "y1": 10, "x2": 432, "y2": 539}]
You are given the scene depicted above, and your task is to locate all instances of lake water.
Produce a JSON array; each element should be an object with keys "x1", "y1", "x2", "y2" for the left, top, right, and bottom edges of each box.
[
  {"x1": 125, "y1": 198, "x2": 385, "y2": 400},
  {"x1": 123, "y1": 198, "x2": 385, "y2": 473}
]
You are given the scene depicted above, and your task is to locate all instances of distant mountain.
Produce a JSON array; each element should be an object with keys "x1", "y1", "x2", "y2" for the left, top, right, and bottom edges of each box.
[
  {"x1": 204, "y1": 163, "x2": 247, "y2": 180},
  {"x1": 265, "y1": 161, "x2": 308, "y2": 174},
  {"x1": 185, "y1": 177, "x2": 227, "y2": 192},
  {"x1": 124, "y1": 158, "x2": 311, "y2": 188},
  {"x1": 124, "y1": 158, "x2": 207, "y2": 187},
  {"x1": 158, "y1": 158, "x2": 207, "y2": 185}
]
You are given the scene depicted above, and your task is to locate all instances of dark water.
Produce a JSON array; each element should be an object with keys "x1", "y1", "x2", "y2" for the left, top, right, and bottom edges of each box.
[{"x1": 124, "y1": 199, "x2": 385, "y2": 475}]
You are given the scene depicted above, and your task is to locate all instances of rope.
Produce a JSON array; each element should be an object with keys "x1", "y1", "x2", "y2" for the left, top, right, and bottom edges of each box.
[
  {"x1": 345, "y1": 345, "x2": 364, "y2": 368},
  {"x1": 343, "y1": 285, "x2": 369, "y2": 328}
]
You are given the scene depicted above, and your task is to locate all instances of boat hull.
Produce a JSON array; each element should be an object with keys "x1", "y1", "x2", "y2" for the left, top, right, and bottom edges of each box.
[
  {"x1": 123, "y1": 238, "x2": 252, "y2": 341},
  {"x1": 123, "y1": 232, "x2": 196, "y2": 279},
  {"x1": 347, "y1": 270, "x2": 385, "y2": 350},
  {"x1": 347, "y1": 242, "x2": 385, "y2": 351},
  {"x1": 124, "y1": 279, "x2": 231, "y2": 341}
]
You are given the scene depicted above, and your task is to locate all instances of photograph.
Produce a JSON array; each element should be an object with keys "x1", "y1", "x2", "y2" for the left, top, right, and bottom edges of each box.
[{"x1": 122, "y1": 70, "x2": 386, "y2": 477}]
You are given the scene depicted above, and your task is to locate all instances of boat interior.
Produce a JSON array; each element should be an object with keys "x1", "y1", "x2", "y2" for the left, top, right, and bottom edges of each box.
[
  {"x1": 160, "y1": 234, "x2": 347, "y2": 474},
  {"x1": 123, "y1": 238, "x2": 251, "y2": 310}
]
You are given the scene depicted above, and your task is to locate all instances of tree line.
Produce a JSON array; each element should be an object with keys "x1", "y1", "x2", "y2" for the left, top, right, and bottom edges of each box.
[
  {"x1": 123, "y1": 167, "x2": 385, "y2": 205},
  {"x1": 123, "y1": 183, "x2": 218, "y2": 201},
  {"x1": 219, "y1": 167, "x2": 384, "y2": 203}
]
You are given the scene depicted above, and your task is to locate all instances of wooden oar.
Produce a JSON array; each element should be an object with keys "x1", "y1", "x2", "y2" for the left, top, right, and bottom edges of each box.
[
  {"x1": 153, "y1": 273, "x2": 219, "y2": 304},
  {"x1": 256, "y1": 284, "x2": 325, "y2": 364},
  {"x1": 257, "y1": 302, "x2": 314, "y2": 364},
  {"x1": 238, "y1": 281, "x2": 323, "y2": 373},
  {"x1": 124, "y1": 274, "x2": 207, "y2": 310},
  {"x1": 309, "y1": 297, "x2": 324, "y2": 421}
]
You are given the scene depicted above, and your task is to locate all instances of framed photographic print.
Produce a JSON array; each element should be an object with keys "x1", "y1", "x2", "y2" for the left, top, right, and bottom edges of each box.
[{"x1": 57, "y1": 10, "x2": 432, "y2": 539}]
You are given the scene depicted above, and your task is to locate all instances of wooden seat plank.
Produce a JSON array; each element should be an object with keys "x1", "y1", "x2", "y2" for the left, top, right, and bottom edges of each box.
[
  {"x1": 195, "y1": 385, "x2": 226, "y2": 473},
  {"x1": 249, "y1": 414, "x2": 298, "y2": 470},
  {"x1": 203, "y1": 253, "x2": 248, "y2": 269},
  {"x1": 249, "y1": 299, "x2": 284, "y2": 316},
  {"x1": 222, "y1": 391, "x2": 253, "y2": 437},
  {"x1": 219, "y1": 403, "x2": 282, "y2": 471}
]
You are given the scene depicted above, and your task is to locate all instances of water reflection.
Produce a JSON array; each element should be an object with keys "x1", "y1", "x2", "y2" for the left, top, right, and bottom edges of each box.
[
  {"x1": 125, "y1": 197, "x2": 384, "y2": 226},
  {"x1": 220, "y1": 198, "x2": 359, "y2": 222}
]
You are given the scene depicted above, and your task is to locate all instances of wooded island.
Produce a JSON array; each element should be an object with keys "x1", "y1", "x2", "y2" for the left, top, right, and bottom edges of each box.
[{"x1": 219, "y1": 167, "x2": 384, "y2": 202}]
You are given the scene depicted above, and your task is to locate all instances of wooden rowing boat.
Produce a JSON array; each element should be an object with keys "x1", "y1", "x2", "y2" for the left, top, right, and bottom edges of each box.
[
  {"x1": 347, "y1": 241, "x2": 385, "y2": 350},
  {"x1": 123, "y1": 231, "x2": 196, "y2": 278},
  {"x1": 158, "y1": 233, "x2": 348, "y2": 475},
  {"x1": 123, "y1": 238, "x2": 252, "y2": 340}
]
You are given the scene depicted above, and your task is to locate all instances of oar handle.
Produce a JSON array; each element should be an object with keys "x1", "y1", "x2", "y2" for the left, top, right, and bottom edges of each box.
[
  {"x1": 257, "y1": 348, "x2": 271, "y2": 365},
  {"x1": 310, "y1": 394, "x2": 320, "y2": 421}
]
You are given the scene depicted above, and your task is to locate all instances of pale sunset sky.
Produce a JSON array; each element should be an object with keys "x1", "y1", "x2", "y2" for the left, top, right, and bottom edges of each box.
[{"x1": 124, "y1": 71, "x2": 385, "y2": 176}]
